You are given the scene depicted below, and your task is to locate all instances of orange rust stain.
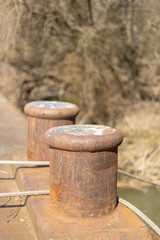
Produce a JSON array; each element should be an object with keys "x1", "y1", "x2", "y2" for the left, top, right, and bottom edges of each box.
[
  {"x1": 120, "y1": 203, "x2": 145, "y2": 228},
  {"x1": 50, "y1": 183, "x2": 69, "y2": 200}
]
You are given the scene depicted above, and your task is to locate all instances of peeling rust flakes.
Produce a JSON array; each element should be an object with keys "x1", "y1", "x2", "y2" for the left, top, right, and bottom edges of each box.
[{"x1": 50, "y1": 183, "x2": 69, "y2": 201}]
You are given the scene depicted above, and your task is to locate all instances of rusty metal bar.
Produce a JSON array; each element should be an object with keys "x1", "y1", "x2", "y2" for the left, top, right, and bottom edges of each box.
[
  {"x1": 45, "y1": 125, "x2": 123, "y2": 217},
  {"x1": 24, "y1": 101, "x2": 79, "y2": 161}
]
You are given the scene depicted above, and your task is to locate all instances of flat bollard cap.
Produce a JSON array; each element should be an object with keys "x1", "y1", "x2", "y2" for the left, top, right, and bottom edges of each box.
[
  {"x1": 24, "y1": 101, "x2": 79, "y2": 119},
  {"x1": 45, "y1": 125, "x2": 123, "y2": 152}
]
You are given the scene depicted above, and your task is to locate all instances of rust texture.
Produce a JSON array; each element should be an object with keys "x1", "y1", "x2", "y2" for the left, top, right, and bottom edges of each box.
[
  {"x1": 24, "y1": 101, "x2": 79, "y2": 161},
  {"x1": 45, "y1": 125, "x2": 123, "y2": 152},
  {"x1": 28, "y1": 197, "x2": 160, "y2": 240},
  {"x1": 45, "y1": 125, "x2": 123, "y2": 217},
  {"x1": 42, "y1": 124, "x2": 160, "y2": 239}
]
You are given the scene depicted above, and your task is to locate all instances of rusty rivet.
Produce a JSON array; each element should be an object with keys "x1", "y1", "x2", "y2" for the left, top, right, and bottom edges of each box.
[
  {"x1": 45, "y1": 125, "x2": 123, "y2": 217},
  {"x1": 24, "y1": 101, "x2": 79, "y2": 161}
]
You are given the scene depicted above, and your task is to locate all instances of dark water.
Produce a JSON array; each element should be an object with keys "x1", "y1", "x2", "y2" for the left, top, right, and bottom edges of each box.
[{"x1": 117, "y1": 187, "x2": 160, "y2": 227}]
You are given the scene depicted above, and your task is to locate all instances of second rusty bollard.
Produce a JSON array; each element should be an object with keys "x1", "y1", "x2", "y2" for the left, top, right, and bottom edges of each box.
[
  {"x1": 24, "y1": 101, "x2": 79, "y2": 161},
  {"x1": 45, "y1": 125, "x2": 123, "y2": 217}
]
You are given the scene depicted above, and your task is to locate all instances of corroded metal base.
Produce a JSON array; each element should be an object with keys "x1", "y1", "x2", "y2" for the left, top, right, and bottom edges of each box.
[
  {"x1": 28, "y1": 196, "x2": 159, "y2": 240},
  {"x1": 12, "y1": 154, "x2": 159, "y2": 240}
]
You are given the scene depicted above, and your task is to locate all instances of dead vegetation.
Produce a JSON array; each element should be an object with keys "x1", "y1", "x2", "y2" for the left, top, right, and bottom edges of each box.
[
  {"x1": 116, "y1": 101, "x2": 160, "y2": 184},
  {"x1": 0, "y1": 0, "x2": 159, "y2": 183}
]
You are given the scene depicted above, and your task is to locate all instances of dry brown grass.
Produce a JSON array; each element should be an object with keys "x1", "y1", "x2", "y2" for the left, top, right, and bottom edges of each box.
[{"x1": 117, "y1": 101, "x2": 160, "y2": 184}]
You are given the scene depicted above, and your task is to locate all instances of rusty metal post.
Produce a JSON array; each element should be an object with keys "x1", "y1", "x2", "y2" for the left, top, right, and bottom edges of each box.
[
  {"x1": 45, "y1": 125, "x2": 123, "y2": 217},
  {"x1": 24, "y1": 101, "x2": 79, "y2": 161}
]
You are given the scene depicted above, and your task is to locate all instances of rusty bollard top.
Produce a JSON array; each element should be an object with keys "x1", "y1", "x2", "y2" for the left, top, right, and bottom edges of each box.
[
  {"x1": 24, "y1": 101, "x2": 79, "y2": 161},
  {"x1": 24, "y1": 101, "x2": 79, "y2": 119},
  {"x1": 45, "y1": 125, "x2": 123, "y2": 217}
]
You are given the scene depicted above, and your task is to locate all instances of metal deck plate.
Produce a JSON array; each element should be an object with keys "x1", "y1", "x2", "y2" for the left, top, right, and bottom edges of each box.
[{"x1": 0, "y1": 94, "x2": 37, "y2": 240}]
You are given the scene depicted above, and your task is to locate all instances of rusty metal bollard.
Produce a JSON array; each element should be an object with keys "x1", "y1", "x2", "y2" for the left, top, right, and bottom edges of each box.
[
  {"x1": 45, "y1": 125, "x2": 123, "y2": 217},
  {"x1": 24, "y1": 101, "x2": 79, "y2": 161}
]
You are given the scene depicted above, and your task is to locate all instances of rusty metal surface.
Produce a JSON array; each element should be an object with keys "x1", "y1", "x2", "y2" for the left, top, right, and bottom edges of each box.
[
  {"x1": 12, "y1": 166, "x2": 160, "y2": 240},
  {"x1": 25, "y1": 101, "x2": 79, "y2": 161},
  {"x1": 46, "y1": 125, "x2": 122, "y2": 217},
  {"x1": 45, "y1": 125, "x2": 123, "y2": 152},
  {"x1": 27, "y1": 196, "x2": 159, "y2": 240},
  {"x1": 49, "y1": 149, "x2": 117, "y2": 217},
  {"x1": 0, "y1": 164, "x2": 37, "y2": 240},
  {"x1": 8, "y1": 155, "x2": 160, "y2": 240},
  {"x1": 12, "y1": 153, "x2": 49, "y2": 192},
  {"x1": 43, "y1": 124, "x2": 159, "y2": 239},
  {"x1": 0, "y1": 94, "x2": 37, "y2": 240},
  {"x1": 27, "y1": 117, "x2": 76, "y2": 161},
  {"x1": 24, "y1": 101, "x2": 79, "y2": 119}
]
